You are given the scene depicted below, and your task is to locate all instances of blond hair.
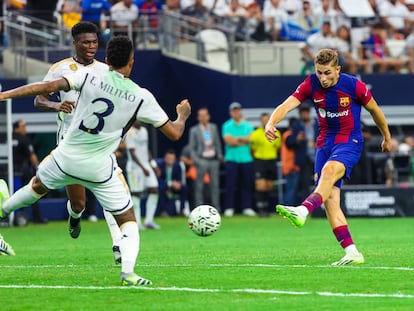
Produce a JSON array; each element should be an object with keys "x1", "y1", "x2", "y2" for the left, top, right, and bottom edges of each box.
[{"x1": 315, "y1": 49, "x2": 339, "y2": 67}]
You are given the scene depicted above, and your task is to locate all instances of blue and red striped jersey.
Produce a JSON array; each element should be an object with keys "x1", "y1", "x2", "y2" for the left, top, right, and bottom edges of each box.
[{"x1": 292, "y1": 73, "x2": 372, "y2": 148}]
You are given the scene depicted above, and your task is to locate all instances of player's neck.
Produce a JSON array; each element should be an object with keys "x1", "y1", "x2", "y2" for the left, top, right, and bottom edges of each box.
[
  {"x1": 110, "y1": 66, "x2": 130, "y2": 78},
  {"x1": 73, "y1": 55, "x2": 94, "y2": 66}
]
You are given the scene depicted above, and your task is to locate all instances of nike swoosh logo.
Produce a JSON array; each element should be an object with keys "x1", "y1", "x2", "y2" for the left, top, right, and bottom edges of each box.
[{"x1": 313, "y1": 98, "x2": 324, "y2": 103}]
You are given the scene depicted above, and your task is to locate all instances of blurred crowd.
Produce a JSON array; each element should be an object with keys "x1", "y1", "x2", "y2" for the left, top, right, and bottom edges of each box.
[{"x1": 3, "y1": 1, "x2": 414, "y2": 74}]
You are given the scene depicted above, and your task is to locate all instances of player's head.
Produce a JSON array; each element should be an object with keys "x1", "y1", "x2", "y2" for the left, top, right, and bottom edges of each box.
[
  {"x1": 314, "y1": 48, "x2": 340, "y2": 88},
  {"x1": 106, "y1": 36, "x2": 134, "y2": 70},
  {"x1": 71, "y1": 22, "x2": 99, "y2": 65}
]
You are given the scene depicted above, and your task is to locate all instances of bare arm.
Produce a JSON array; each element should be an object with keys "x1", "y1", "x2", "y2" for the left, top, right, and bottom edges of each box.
[
  {"x1": 129, "y1": 147, "x2": 150, "y2": 176},
  {"x1": 34, "y1": 94, "x2": 75, "y2": 113},
  {"x1": 364, "y1": 98, "x2": 392, "y2": 152},
  {"x1": 0, "y1": 79, "x2": 70, "y2": 101},
  {"x1": 223, "y1": 135, "x2": 250, "y2": 146},
  {"x1": 265, "y1": 95, "x2": 301, "y2": 142},
  {"x1": 30, "y1": 152, "x2": 39, "y2": 170},
  {"x1": 159, "y1": 99, "x2": 191, "y2": 141}
]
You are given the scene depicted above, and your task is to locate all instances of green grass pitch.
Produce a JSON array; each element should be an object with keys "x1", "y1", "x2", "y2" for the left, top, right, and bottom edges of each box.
[{"x1": 0, "y1": 215, "x2": 413, "y2": 311}]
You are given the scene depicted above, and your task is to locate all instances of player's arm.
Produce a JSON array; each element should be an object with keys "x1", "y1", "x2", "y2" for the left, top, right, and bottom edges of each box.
[
  {"x1": 0, "y1": 78, "x2": 70, "y2": 100},
  {"x1": 363, "y1": 98, "x2": 392, "y2": 153},
  {"x1": 159, "y1": 99, "x2": 191, "y2": 141},
  {"x1": 265, "y1": 95, "x2": 301, "y2": 142},
  {"x1": 34, "y1": 94, "x2": 75, "y2": 114},
  {"x1": 129, "y1": 147, "x2": 150, "y2": 176}
]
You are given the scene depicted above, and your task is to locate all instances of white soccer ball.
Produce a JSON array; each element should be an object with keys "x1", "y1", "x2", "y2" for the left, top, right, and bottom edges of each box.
[{"x1": 188, "y1": 204, "x2": 221, "y2": 237}]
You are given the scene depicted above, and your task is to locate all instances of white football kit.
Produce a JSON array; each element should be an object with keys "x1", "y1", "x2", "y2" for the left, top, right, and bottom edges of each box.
[
  {"x1": 125, "y1": 126, "x2": 158, "y2": 193},
  {"x1": 37, "y1": 67, "x2": 169, "y2": 214},
  {"x1": 42, "y1": 58, "x2": 108, "y2": 143}
]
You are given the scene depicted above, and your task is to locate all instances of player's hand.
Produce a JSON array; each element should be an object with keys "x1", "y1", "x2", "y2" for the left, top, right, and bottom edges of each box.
[
  {"x1": 176, "y1": 99, "x2": 191, "y2": 120},
  {"x1": 58, "y1": 101, "x2": 75, "y2": 113},
  {"x1": 381, "y1": 138, "x2": 392, "y2": 153},
  {"x1": 265, "y1": 123, "x2": 279, "y2": 142},
  {"x1": 153, "y1": 167, "x2": 161, "y2": 177},
  {"x1": 142, "y1": 168, "x2": 150, "y2": 176}
]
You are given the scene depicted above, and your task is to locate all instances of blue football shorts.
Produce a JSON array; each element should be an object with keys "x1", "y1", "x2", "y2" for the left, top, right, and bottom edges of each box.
[{"x1": 314, "y1": 140, "x2": 363, "y2": 188}]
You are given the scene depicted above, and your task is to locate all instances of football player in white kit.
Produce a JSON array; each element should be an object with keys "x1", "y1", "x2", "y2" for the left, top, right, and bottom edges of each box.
[
  {"x1": 0, "y1": 36, "x2": 191, "y2": 286},
  {"x1": 34, "y1": 22, "x2": 123, "y2": 264},
  {"x1": 125, "y1": 120, "x2": 161, "y2": 230}
]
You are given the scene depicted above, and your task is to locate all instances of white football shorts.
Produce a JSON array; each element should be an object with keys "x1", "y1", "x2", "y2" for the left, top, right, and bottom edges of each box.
[
  {"x1": 127, "y1": 164, "x2": 158, "y2": 193},
  {"x1": 37, "y1": 154, "x2": 133, "y2": 215}
]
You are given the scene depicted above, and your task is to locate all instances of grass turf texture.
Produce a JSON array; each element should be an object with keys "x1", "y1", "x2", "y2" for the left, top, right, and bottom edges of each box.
[{"x1": 0, "y1": 216, "x2": 413, "y2": 311}]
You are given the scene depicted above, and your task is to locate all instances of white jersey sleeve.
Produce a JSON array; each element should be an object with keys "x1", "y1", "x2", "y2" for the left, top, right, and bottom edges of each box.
[{"x1": 135, "y1": 88, "x2": 169, "y2": 128}]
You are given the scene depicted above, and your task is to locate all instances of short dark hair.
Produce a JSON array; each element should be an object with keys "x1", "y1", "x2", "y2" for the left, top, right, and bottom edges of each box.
[
  {"x1": 288, "y1": 117, "x2": 297, "y2": 128},
  {"x1": 165, "y1": 148, "x2": 176, "y2": 156},
  {"x1": 299, "y1": 103, "x2": 311, "y2": 112},
  {"x1": 13, "y1": 119, "x2": 24, "y2": 130},
  {"x1": 71, "y1": 21, "x2": 99, "y2": 39},
  {"x1": 106, "y1": 36, "x2": 133, "y2": 69}
]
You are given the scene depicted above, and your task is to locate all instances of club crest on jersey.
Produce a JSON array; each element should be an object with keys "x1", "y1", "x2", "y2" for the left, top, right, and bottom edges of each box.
[
  {"x1": 69, "y1": 63, "x2": 78, "y2": 71},
  {"x1": 339, "y1": 97, "x2": 350, "y2": 107}
]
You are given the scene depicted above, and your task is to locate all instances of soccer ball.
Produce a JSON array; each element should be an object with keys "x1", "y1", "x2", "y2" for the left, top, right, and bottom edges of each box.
[{"x1": 188, "y1": 205, "x2": 221, "y2": 237}]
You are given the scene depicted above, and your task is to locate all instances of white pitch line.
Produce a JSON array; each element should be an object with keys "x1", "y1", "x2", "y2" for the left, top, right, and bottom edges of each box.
[
  {"x1": 0, "y1": 284, "x2": 412, "y2": 299},
  {"x1": 1, "y1": 263, "x2": 413, "y2": 271}
]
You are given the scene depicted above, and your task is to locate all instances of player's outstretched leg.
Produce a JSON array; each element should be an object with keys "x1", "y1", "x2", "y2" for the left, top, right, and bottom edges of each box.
[
  {"x1": 0, "y1": 234, "x2": 15, "y2": 256},
  {"x1": 275, "y1": 204, "x2": 308, "y2": 228},
  {"x1": 121, "y1": 272, "x2": 152, "y2": 286},
  {"x1": 331, "y1": 251, "x2": 364, "y2": 266},
  {"x1": 0, "y1": 179, "x2": 11, "y2": 219}
]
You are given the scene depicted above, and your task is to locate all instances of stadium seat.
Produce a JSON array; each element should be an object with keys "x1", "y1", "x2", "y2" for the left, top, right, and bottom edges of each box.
[{"x1": 196, "y1": 29, "x2": 231, "y2": 72}]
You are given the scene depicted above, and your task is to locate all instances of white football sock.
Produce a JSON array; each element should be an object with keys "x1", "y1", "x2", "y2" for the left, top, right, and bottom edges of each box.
[
  {"x1": 103, "y1": 210, "x2": 122, "y2": 247},
  {"x1": 131, "y1": 196, "x2": 141, "y2": 226},
  {"x1": 3, "y1": 180, "x2": 45, "y2": 214},
  {"x1": 66, "y1": 200, "x2": 84, "y2": 218},
  {"x1": 298, "y1": 205, "x2": 310, "y2": 217},
  {"x1": 144, "y1": 193, "x2": 158, "y2": 224},
  {"x1": 345, "y1": 244, "x2": 358, "y2": 254},
  {"x1": 119, "y1": 221, "x2": 140, "y2": 274}
]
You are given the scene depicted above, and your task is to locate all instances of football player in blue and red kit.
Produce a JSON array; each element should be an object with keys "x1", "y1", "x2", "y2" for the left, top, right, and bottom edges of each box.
[{"x1": 265, "y1": 48, "x2": 392, "y2": 266}]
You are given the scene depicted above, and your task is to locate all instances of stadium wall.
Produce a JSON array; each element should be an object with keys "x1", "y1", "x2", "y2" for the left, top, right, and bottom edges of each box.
[{"x1": 3, "y1": 49, "x2": 414, "y2": 154}]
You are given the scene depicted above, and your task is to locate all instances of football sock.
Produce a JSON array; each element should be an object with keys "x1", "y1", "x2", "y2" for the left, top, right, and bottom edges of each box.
[
  {"x1": 255, "y1": 191, "x2": 268, "y2": 210},
  {"x1": 3, "y1": 180, "x2": 45, "y2": 214},
  {"x1": 131, "y1": 196, "x2": 142, "y2": 226},
  {"x1": 66, "y1": 201, "x2": 84, "y2": 219},
  {"x1": 333, "y1": 225, "x2": 355, "y2": 249},
  {"x1": 103, "y1": 210, "x2": 122, "y2": 246},
  {"x1": 301, "y1": 192, "x2": 323, "y2": 214},
  {"x1": 144, "y1": 193, "x2": 158, "y2": 224},
  {"x1": 344, "y1": 244, "x2": 359, "y2": 254},
  {"x1": 119, "y1": 221, "x2": 140, "y2": 274}
]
